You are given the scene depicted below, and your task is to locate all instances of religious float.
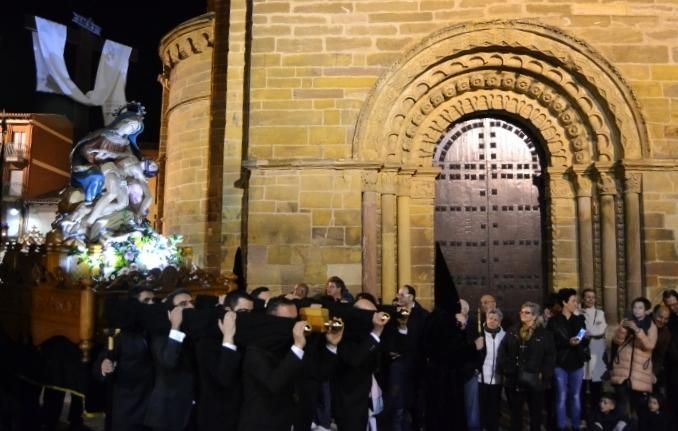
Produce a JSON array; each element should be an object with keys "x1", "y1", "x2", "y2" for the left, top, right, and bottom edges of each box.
[{"x1": 0, "y1": 103, "x2": 238, "y2": 362}]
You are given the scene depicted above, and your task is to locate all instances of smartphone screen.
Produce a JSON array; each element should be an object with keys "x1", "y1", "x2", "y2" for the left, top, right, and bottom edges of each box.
[{"x1": 575, "y1": 328, "x2": 586, "y2": 341}]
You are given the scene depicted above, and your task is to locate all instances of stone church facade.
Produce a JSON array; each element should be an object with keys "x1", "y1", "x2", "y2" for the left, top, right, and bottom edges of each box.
[{"x1": 157, "y1": 0, "x2": 678, "y2": 318}]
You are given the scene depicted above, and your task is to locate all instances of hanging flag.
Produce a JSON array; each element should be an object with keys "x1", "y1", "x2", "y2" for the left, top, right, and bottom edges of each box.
[
  {"x1": 31, "y1": 16, "x2": 131, "y2": 125},
  {"x1": 434, "y1": 241, "x2": 461, "y2": 314}
]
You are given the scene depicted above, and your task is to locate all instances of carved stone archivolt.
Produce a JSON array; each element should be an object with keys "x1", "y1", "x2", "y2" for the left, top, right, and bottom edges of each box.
[
  {"x1": 392, "y1": 67, "x2": 599, "y2": 167},
  {"x1": 159, "y1": 13, "x2": 215, "y2": 70},
  {"x1": 414, "y1": 89, "x2": 577, "y2": 167},
  {"x1": 355, "y1": 20, "x2": 647, "y2": 165}
]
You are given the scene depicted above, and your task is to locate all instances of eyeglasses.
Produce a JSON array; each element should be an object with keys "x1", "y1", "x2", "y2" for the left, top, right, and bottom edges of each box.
[{"x1": 520, "y1": 310, "x2": 533, "y2": 315}]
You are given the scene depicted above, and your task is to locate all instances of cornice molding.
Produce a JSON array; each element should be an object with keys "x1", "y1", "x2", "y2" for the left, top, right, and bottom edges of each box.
[
  {"x1": 159, "y1": 13, "x2": 215, "y2": 70},
  {"x1": 621, "y1": 159, "x2": 678, "y2": 172},
  {"x1": 243, "y1": 159, "x2": 441, "y2": 179},
  {"x1": 244, "y1": 159, "x2": 382, "y2": 171}
]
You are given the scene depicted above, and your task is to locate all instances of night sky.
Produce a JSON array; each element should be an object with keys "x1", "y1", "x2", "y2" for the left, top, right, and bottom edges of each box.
[{"x1": 1, "y1": 0, "x2": 207, "y2": 148}]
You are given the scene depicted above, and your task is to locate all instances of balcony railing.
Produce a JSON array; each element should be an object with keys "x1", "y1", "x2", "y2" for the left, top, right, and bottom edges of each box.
[{"x1": 4, "y1": 139, "x2": 28, "y2": 169}]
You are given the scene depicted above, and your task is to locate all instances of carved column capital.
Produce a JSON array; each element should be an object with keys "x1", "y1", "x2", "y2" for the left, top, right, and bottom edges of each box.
[
  {"x1": 624, "y1": 172, "x2": 642, "y2": 194},
  {"x1": 573, "y1": 172, "x2": 593, "y2": 197},
  {"x1": 379, "y1": 170, "x2": 398, "y2": 195},
  {"x1": 547, "y1": 172, "x2": 574, "y2": 199},
  {"x1": 597, "y1": 173, "x2": 618, "y2": 196},
  {"x1": 398, "y1": 170, "x2": 415, "y2": 196},
  {"x1": 361, "y1": 171, "x2": 379, "y2": 193}
]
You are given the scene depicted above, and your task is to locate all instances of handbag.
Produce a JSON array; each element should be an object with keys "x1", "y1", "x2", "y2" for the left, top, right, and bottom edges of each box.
[{"x1": 518, "y1": 370, "x2": 542, "y2": 390}]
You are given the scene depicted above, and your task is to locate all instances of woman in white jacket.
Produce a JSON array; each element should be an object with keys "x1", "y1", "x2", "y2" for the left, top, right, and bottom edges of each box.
[
  {"x1": 477, "y1": 308, "x2": 507, "y2": 431},
  {"x1": 580, "y1": 288, "x2": 608, "y2": 421}
]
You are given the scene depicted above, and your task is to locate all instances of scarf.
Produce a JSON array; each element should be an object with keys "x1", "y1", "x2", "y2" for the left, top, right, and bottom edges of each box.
[
  {"x1": 633, "y1": 316, "x2": 652, "y2": 334},
  {"x1": 519, "y1": 324, "x2": 535, "y2": 342},
  {"x1": 484, "y1": 324, "x2": 501, "y2": 336}
]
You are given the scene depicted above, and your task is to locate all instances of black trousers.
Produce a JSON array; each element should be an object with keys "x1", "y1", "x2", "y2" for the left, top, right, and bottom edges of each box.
[
  {"x1": 507, "y1": 387, "x2": 544, "y2": 431},
  {"x1": 581, "y1": 379, "x2": 602, "y2": 423},
  {"x1": 667, "y1": 371, "x2": 678, "y2": 423},
  {"x1": 335, "y1": 412, "x2": 368, "y2": 431},
  {"x1": 614, "y1": 384, "x2": 648, "y2": 420},
  {"x1": 293, "y1": 380, "x2": 320, "y2": 431},
  {"x1": 479, "y1": 383, "x2": 502, "y2": 431},
  {"x1": 42, "y1": 389, "x2": 84, "y2": 431}
]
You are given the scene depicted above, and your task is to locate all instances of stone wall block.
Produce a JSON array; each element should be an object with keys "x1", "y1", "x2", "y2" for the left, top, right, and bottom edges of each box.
[{"x1": 249, "y1": 214, "x2": 311, "y2": 244}]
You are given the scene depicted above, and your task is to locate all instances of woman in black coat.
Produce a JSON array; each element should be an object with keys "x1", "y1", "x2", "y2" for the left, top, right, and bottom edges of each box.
[
  {"x1": 547, "y1": 288, "x2": 588, "y2": 431},
  {"x1": 498, "y1": 301, "x2": 556, "y2": 431}
]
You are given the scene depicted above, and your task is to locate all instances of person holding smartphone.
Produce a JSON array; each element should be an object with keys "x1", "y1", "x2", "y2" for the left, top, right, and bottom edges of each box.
[
  {"x1": 610, "y1": 297, "x2": 657, "y2": 420},
  {"x1": 547, "y1": 288, "x2": 589, "y2": 431}
]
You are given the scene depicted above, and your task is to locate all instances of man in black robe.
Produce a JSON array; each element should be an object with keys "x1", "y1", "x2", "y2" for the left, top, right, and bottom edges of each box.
[
  {"x1": 194, "y1": 290, "x2": 253, "y2": 431},
  {"x1": 332, "y1": 296, "x2": 389, "y2": 431},
  {"x1": 382, "y1": 285, "x2": 429, "y2": 431},
  {"x1": 236, "y1": 297, "x2": 308, "y2": 431},
  {"x1": 419, "y1": 243, "x2": 470, "y2": 430},
  {"x1": 96, "y1": 286, "x2": 156, "y2": 431},
  {"x1": 144, "y1": 289, "x2": 196, "y2": 431}
]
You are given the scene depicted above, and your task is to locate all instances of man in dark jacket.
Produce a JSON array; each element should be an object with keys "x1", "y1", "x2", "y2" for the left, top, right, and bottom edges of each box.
[
  {"x1": 498, "y1": 302, "x2": 556, "y2": 431},
  {"x1": 383, "y1": 285, "x2": 429, "y2": 431},
  {"x1": 662, "y1": 289, "x2": 678, "y2": 421},
  {"x1": 547, "y1": 288, "x2": 588, "y2": 431},
  {"x1": 97, "y1": 286, "x2": 156, "y2": 431},
  {"x1": 333, "y1": 297, "x2": 389, "y2": 431},
  {"x1": 292, "y1": 313, "x2": 344, "y2": 431},
  {"x1": 419, "y1": 243, "x2": 472, "y2": 431},
  {"x1": 236, "y1": 297, "x2": 309, "y2": 431},
  {"x1": 144, "y1": 289, "x2": 196, "y2": 431},
  {"x1": 195, "y1": 291, "x2": 253, "y2": 431}
]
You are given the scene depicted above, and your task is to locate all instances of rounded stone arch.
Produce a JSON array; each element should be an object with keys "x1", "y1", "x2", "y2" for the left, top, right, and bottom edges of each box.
[
  {"x1": 355, "y1": 21, "x2": 648, "y2": 318},
  {"x1": 353, "y1": 20, "x2": 648, "y2": 166}
]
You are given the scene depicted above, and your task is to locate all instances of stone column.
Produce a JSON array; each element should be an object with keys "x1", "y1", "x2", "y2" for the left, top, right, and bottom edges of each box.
[
  {"x1": 156, "y1": 72, "x2": 170, "y2": 233},
  {"x1": 381, "y1": 170, "x2": 398, "y2": 303},
  {"x1": 598, "y1": 173, "x2": 619, "y2": 324},
  {"x1": 546, "y1": 170, "x2": 577, "y2": 291},
  {"x1": 361, "y1": 172, "x2": 379, "y2": 298},
  {"x1": 409, "y1": 168, "x2": 439, "y2": 305},
  {"x1": 574, "y1": 171, "x2": 594, "y2": 291},
  {"x1": 624, "y1": 172, "x2": 642, "y2": 303},
  {"x1": 397, "y1": 171, "x2": 414, "y2": 287}
]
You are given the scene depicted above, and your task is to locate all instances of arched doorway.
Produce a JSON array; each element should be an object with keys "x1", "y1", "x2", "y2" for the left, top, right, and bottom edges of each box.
[
  {"x1": 354, "y1": 21, "x2": 647, "y2": 319},
  {"x1": 434, "y1": 117, "x2": 545, "y2": 315}
]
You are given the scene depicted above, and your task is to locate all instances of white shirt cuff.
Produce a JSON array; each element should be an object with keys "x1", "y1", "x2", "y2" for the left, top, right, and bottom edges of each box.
[
  {"x1": 398, "y1": 327, "x2": 408, "y2": 335},
  {"x1": 169, "y1": 329, "x2": 186, "y2": 343},
  {"x1": 370, "y1": 332, "x2": 381, "y2": 343},
  {"x1": 222, "y1": 342, "x2": 237, "y2": 351},
  {"x1": 291, "y1": 345, "x2": 305, "y2": 359},
  {"x1": 325, "y1": 344, "x2": 338, "y2": 354}
]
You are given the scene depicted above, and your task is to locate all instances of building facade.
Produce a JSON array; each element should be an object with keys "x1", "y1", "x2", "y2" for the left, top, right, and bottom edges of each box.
[
  {"x1": 157, "y1": 0, "x2": 678, "y2": 317},
  {"x1": 1, "y1": 113, "x2": 72, "y2": 242}
]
